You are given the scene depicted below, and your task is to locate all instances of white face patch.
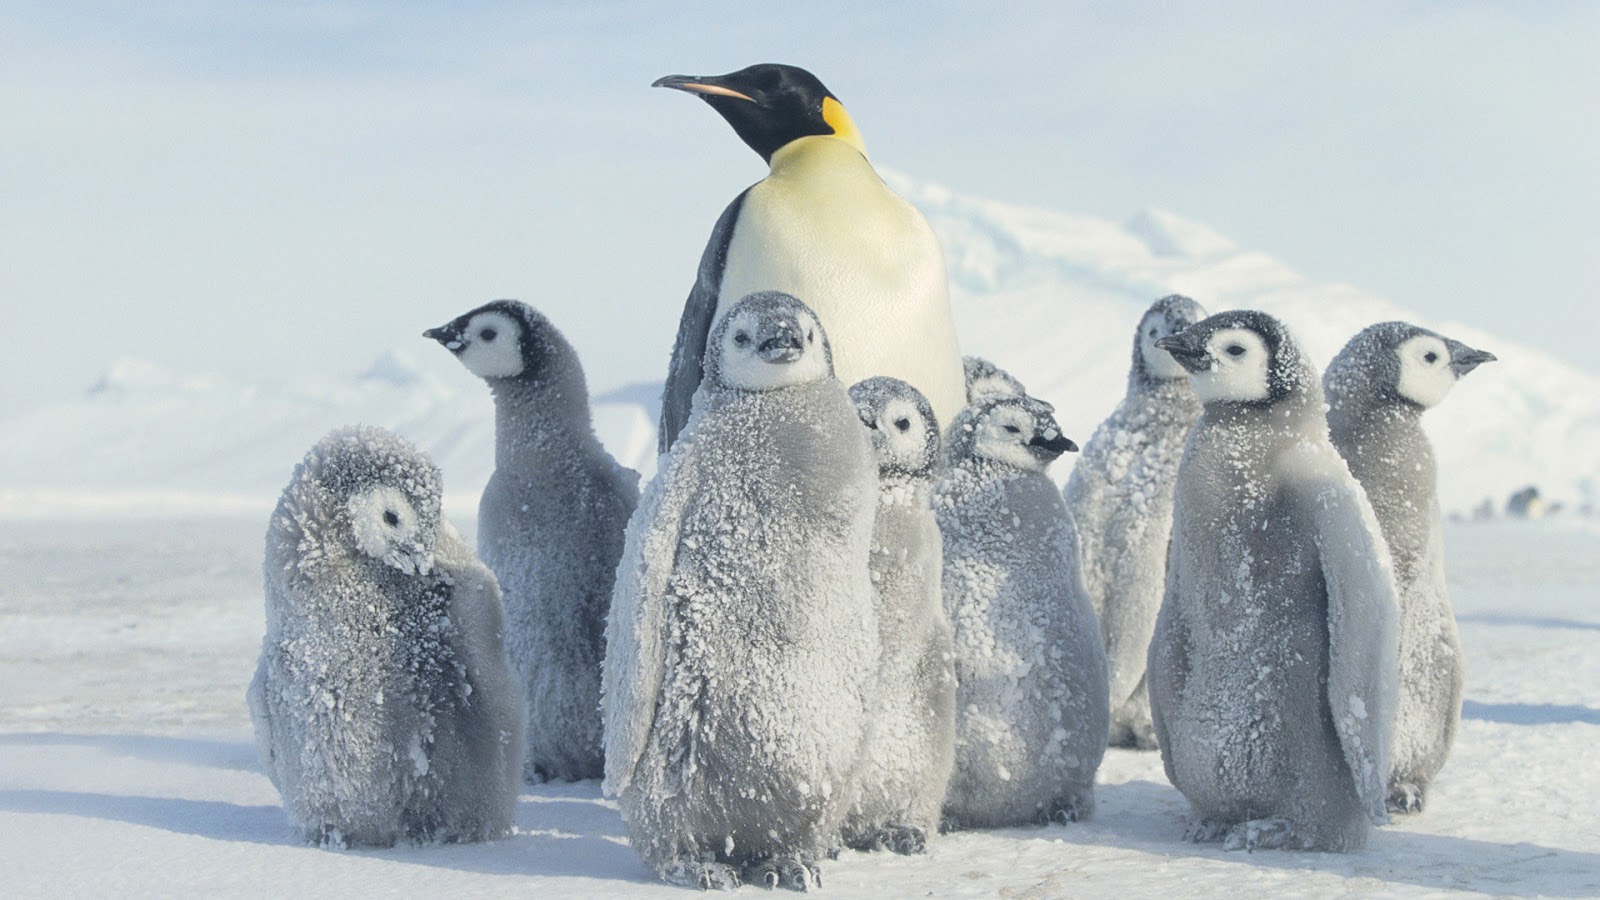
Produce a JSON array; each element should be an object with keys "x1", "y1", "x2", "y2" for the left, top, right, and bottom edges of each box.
[
  {"x1": 455, "y1": 311, "x2": 524, "y2": 379},
  {"x1": 1394, "y1": 334, "x2": 1455, "y2": 408},
  {"x1": 973, "y1": 404, "x2": 1045, "y2": 471},
  {"x1": 715, "y1": 309, "x2": 828, "y2": 391},
  {"x1": 1190, "y1": 328, "x2": 1271, "y2": 404},
  {"x1": 346, "y1": 485, "x2": 432, "y2": 574},
  {"x1": 1139, "y1": 314, "x2": 1191, "y2": 380},
  {"x1": 871, "y1": 396, "x2": 933, "y2": 471}
]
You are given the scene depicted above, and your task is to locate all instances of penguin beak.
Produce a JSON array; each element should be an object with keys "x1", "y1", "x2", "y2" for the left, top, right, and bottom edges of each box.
[
  {"x1": 1027, "y1": 426, "x2": 1078, "y2": 457},
  {"x1": 423, "y1": 324, "x2": 465, "y2": 353},
  {"x1": 1447, "y1": 342, "x2": 1496, "y2": 377},
  {"x1": 757, "y1": 329, "x2": 804, "y2": 363},
  {"x1": 1156, "y1": 335, "x2": 1210, "y2": 373},
  {"x1": 652, "y1": 74, "x2": 758, "y2": 103}
]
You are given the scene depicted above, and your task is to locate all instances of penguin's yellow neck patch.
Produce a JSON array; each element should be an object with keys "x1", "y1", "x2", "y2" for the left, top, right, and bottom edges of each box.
[{"x1": 821, "y1": 97, "x2": 868, "y2": 158}]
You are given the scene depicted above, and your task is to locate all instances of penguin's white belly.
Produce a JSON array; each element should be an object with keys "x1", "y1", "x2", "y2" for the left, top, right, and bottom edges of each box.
[{"x1": 716, "y1": 143, "x2": 965, "y2": 428}]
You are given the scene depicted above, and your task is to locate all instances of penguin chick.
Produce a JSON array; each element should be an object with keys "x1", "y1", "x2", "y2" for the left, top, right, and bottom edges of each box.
[
  {"x1": 655, "y1": 63, "x2": 964, "y2": 452},
  {"x1": 1324, "y1": 321, "x2": 1494, "y2": 814},
  {"x1": 841, "y1": 376, "x2": 957, "y2": 855},
  {"x1": 1147, "y1": 311, "x2": 1400, "y2": 852},
  {"x1": 936, "y1": 393, "x2": 1108, "y2": 829},
  {"x1": 425, "y1": 300, "x2": 639, "y2": 783},
  {"x1": 1063, "y1": 295, "x2": 1207, "y2": 749},
  {"x1": 963, "y1": 355, "x2": 1028, "y2": 403},
  {"x1": 603, "y1": 292, "x2": 880, "y2": 891},
  {"x1": 247, "y1": 426, "x2": 525, "y2": 848}
]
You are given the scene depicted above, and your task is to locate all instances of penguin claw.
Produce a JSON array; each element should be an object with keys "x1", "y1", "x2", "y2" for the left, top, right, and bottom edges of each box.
[
  {"x1": 1183, "y1": 818, "x2": 1228, "y2": 843},
  {"x1": 1223, "y1": 817, "x2": 1296, "y2": 853},
  {"x1": 665, "y1": 857, "x2": 740, "y2": 892},
  {"x1": 1387, "y1": 782, "x2": 1425, "y2": 814},
  {"x1": 741, "y1": 857, "x2": 816, "y2": 892}
]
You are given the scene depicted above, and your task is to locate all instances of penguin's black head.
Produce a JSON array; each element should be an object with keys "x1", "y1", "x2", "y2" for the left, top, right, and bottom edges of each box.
[
  {"x1": 1325, "y1": 320, "x2": 1496, "y2": 412},
  {"x1": 1156, "y1": 310, "x2": 1311, "y2": 408},
  {"x1": 1133, "y1": 294, "x2": 1209, "y2": 383},
  {"x1": 849, "y1": 376, "x2": 941, "y2": 478},
  {"x1": 653, "y1": 63, "x2": 865, "y2": 163},
  {"x1": 423, "y1": 299, "x2": 553, "y2": 382}
]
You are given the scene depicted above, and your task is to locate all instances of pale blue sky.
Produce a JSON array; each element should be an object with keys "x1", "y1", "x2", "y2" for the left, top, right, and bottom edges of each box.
[{"x1": 3, "y1": 2, "x2": 1596, "y2": 415}]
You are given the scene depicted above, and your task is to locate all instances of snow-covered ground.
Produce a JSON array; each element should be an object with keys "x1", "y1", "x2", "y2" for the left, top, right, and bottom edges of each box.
[{"x1": 2, "y1": 517, "x2": 1595, "y2": 897}]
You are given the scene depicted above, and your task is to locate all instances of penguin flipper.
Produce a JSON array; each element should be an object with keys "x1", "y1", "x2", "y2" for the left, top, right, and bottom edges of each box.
[
  {"x1": 1287, "y1": 443, "x2": 1401, "y2": 826},
  {"x1": 660, "y1": 189, "x2": 749, "y2": 454}
]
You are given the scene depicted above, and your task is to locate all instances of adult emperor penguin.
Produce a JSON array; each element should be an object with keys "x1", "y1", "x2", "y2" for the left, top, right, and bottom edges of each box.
[
  {"x1": 602, "y1": 292, "x2": 880, "y2": 891},
  {"x1": 425, "y1": 300, "x2": 639, "y2": 783},
  {"x1": 1147, "y1": 311, "x2": 1400, "y2": 852},
  {"x1": 1324, "y1": 321, "x2": 1495, "y2": 814},
  {"x1": 653, "y1": 63, "x2": 965, "y2": 453},
  {"x1": 842, "y1": 376, "x2": 957, "y2": 855},
  {"x1": 1063, "y1": 295, "x2": 1206, "y2": 749},
  {"x1": 248, "y1": 426, "x2": 525, "y2": 847},
  {"x1": 936, "y1": 393, "x2": 1108, "y2": 829}
]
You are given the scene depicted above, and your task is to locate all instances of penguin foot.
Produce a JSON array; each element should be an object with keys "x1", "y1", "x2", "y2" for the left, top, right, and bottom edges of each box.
[
  {"x1": 664, "y1": 856, "x2": 741, "y2": 892},
  {"x1": 1223, "y1": 817, "x2": 1298, "y2": 853},
  {"x1": 1108, "y1": 722, "x2": 1160, "y2": 751},
  {"x1": 1182, "y1": 817, "x2": 1229, "y2": 843},
  {"x1": 1047, "y1": 789, "x2": 1094, "y2": 824},
  {"x1": 1387, "y1": 782, "x2": 1426, "y2": 815},
  {"x1": 741, "y1": 856, "x2": 820, "y2": 892},
  {"x1": 850, "y1": 824, "x2": 926, "y2": 855}
]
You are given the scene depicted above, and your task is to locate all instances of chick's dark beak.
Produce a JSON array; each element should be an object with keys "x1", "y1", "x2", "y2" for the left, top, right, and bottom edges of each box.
[
  {"x1": 1029, "y1": 432, "x2": 1079, "y2": 455},
  {"x1": 757, "y1": 328, "x2": 804, "y2": 363},
  {"x1": 423, "y1": 324, "x2": 464, "y2": 352},
  {"x1": 1156, "y1": 335, "x2": 1210, "y2": 373},
  {"x1": 1448, "y1": 344, "x2": 1497, "y2": 377}
]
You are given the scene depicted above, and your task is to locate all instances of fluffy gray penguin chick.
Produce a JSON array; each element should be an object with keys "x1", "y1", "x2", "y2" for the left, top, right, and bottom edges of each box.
[
  {"x1": 1324, "y1": 321, "x2": 1494, "y2": 814},
  {"x1": 963, "y1": 355, "x2": 1028, "y2": 403},
  {"x1": 425, "y1": 300, "x2": 639, "y2": 783},
  {"x1": 1147, "y1": 310, "x2": 1399, "y2": 852},
  {"x1": 841, "y1": 376, "x2": 957, "y2": 855},
  {"x1": 602, "y1": 291, "x2": 880, "y2": 891},
  {"x1": 247, "y1": 425, "x2": 525, "y2": 848},
  {"x1": 936, "y1": 393, "x2": 1109, "y2": 829},
  {"x1": 1064, "y1": 295, "x2": 1207, "y2": 749}
]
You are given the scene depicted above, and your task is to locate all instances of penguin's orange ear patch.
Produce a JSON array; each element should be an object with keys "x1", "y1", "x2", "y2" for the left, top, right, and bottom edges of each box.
[{"x1": 822, "y1": 97, "x2": 867, "y2": 157}]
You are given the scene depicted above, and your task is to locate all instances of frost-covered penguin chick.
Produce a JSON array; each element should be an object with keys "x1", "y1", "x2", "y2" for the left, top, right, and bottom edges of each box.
[
  {"x1": 602, "y1": 292, "x2": 879, "y2": 891},
  {"x1": 841, "y1": 377, "x2": 956, "y2": 855},
  {"x1": 247, "y1": 426, "x2": 525, "y2": 848},
  {"x1": 1064, "y1": 295, "x2": 1207, "y2": 749},
  {"x1": 936, "y1": 394, "x2": 1108, "y2": 829},
  {"x1": 425, "y1": 300, "x2": 639, "y2": 783},
  {"x1": 1324, "y1": 321, "x2": 1494, "y2": 814},
  {"x1": 1147, "y1": 311, "x2": 1399, "y2": 852},
  {"x1": 963, "y1": 355, "x2": 1027, "y2": 403}
]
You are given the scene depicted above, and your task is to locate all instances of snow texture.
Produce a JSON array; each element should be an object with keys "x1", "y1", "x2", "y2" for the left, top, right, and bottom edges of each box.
[
  {"x1": 246, "y1": 426, "x2": 524, "y2": 847},
  {"x1": 1147, "y1": 312, "x2": 1399, "y2": 852},
  {"x1": 841, "y1": 376, "x2": 956, "y2": 854},
  {"x1": 426, "y1": 300, "x2": 640, "y2": 783},
  {"x1": 1325, "y1": 322, "x2": 1493, "y2": 813},
  {"x1": 601, "y1": 293, "x2": 880, "y2": 888},
  {"x1": 962, "y1": 356, "x2": 1027, "y2": 404},
  {"x1": 936, "y1": 392, "x2": 1109, "y2": 829},
  {"x1": 1063, "y1": 295, "x2": 1206, "y2": 749}
]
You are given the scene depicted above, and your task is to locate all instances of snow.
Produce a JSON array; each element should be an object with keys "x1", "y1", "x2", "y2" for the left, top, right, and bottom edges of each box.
[
  {"x1": 2, "y1": 517, "x2": 1597, "y2": 895},
  {"x1": 3, "y1": 177, "x2": 1595, "y2": 522}
]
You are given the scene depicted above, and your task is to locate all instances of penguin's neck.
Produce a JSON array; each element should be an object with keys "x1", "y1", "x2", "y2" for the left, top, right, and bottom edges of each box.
[
  {"x1": 764, "y1": 135, "x2": 881, "y2": 190},
  {"x1": 878, "y1": 470, "x2": 934, "y2": 508},
  {"x1": 488, "y1": 374, "x2": 595, "y2": 474},
  {"x1": 1126, "y1": 374, "x2": 1202, "y2": 427}
]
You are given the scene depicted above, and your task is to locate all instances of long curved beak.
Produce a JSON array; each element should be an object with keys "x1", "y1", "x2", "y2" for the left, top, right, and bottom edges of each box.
[{"x1": 652, "y1": 74, "x2": 757, "y2": 102}]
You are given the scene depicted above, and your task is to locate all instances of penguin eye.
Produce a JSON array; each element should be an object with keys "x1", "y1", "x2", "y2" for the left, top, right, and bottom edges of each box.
[
  {"x1": 1148, "y1": 328, "x2": 1158, "y2": 337},
  {"x1": 479, "y1": 327, "x2": 497, "y2": 342},
  {"x1": 1225, "y1": 345, "x2": 1246, "y2": 357},
  {"x1": 807, "y1": 329, "x2": 815, "y2": 344},
  {"x1": 894, "y1": 417, "x2": 912, "y2": 432},
  {"x1": 734, "y1": 332, "x2": 751, "y2": 347},
  {"x1": 1424, "y1": 351, "x2": 1439, "y2": 364},
  {"x1": 1003, "y1": 425, "x2": 1022, "y2": 435},
  {"x1": 383, "y1": 510, "x2": 400, "y2": 527}
]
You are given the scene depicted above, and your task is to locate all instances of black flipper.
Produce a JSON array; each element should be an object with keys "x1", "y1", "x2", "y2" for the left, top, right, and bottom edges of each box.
[{"x1": 659, "y1": 188, "x2": 750, "y2": 454}]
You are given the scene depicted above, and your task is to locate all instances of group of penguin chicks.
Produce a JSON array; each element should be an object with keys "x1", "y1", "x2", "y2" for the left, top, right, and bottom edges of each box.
[{"x1": 247, "y1": 286, "x2": 1494, "y2": 889}]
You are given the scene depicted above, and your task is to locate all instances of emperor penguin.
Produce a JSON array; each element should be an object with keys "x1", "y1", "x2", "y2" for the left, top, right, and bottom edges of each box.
[
  {"x1": 425, "y1": 300, "x2": 639, "y2": 783},
  {"x1": 935, "y1": 393, "x2": 1108, "y2": 829},
  {"x1": 841, "y1": 376, "x2": 957, "y2": 855},
  {"x1": 247, "y1": 426, "x2": 525, "y2": 848},
  {"x1": 654, "y1": 63, "x2": 965, "y2": 453},
  {"x1": 1147, "y1": 311, "x2": 1400, "y2": 852},
  {"x1": 1063, "y1": 295, "x2": 1207, "y2": 749},
  {"x1": 963, "y1": 355, "x2": 1027, "y2": 403},
  {"x1": 602, "y1": 292, "x2": 880, "y2": 891},
  {"x1": 1324, "y1": 321, "x2": 1495, "y2": 814}
]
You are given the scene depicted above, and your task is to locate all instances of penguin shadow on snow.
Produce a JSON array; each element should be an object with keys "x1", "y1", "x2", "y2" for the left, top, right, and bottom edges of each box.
[
  {"x1": 1024, "y1": 779, "x2": 1600, "y2": 896},
  {"x1": 0, "y1": 788, "x2": 289, "y2": 844},
  {"x1": 1460, "y1": 700, "x2": 1600, "y2": 726},
  {"x1": 0, "y1": 731, "x2": 261, "y2": 773}
]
